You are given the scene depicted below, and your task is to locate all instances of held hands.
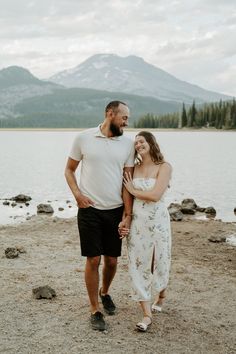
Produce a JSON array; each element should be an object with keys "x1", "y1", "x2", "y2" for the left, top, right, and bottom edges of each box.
[
  {"x1": 123, "y1": 172, "x2": 135, "y2": 195},
  {"x1": 76, "y1": 193, "x2": 94, "y2": 208},
  {"x1": 120, "y1": 171, "x2": 135, "y2": 238},
  {"x1": 118, "y1": 215, "x2": 132, "y2": 239}
]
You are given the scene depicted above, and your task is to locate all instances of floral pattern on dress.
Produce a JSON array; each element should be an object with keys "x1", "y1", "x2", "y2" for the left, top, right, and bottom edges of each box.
[{"x1": 127, "y1": 178, "x2": 171, "y2": 301}]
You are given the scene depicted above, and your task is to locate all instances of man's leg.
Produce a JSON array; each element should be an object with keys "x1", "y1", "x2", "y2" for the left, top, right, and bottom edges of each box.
[
  {"x1": 85, "y1": 256, "x2": 108, "y2": 331},
  {"x1": 85, "y1": 256, "x2": 101, "y2": 313},
  {"x1": 99, "y1": 256, "x2": 117, "y2": 315},
  {"x1": 101, "y1": 256, "x2": 118, "y2": 294},
  {"x1": 99, "y1": 207, "x2": 122, "y2": 314}
]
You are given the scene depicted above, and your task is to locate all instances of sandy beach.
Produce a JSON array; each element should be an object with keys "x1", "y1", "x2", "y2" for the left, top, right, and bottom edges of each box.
[{"x1": 0, "y1": 216, "x2": 236, "y2": 354}]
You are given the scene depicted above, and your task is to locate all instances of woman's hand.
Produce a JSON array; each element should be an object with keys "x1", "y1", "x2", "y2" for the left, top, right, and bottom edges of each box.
[
  {"x1": 118, "y1": 215, "x2": 132, "y2": 239},
  {"x1": 123, "y1": 172, "x2": 135, "y2": 195}
]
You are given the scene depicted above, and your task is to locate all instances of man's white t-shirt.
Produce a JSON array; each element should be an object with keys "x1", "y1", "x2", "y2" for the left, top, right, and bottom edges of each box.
[{"x1": 70, "y1": 126, "x2": 134, "y2": 210}]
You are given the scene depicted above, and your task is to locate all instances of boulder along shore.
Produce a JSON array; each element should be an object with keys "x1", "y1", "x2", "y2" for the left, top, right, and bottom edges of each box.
[{"x1": 0, "y1": 215, "x2": 236, "y2": 354}]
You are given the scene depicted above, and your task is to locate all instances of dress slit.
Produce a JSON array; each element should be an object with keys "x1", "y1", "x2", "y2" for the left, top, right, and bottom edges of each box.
[{"x1": 151, "y1": 246, "x2": 155, "y2": 274}]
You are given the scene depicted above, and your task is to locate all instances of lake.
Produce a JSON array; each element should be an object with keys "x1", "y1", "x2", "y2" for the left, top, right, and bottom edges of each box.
[{"x1": 0, "y1": 130, "x2": 235, "y2": 225}]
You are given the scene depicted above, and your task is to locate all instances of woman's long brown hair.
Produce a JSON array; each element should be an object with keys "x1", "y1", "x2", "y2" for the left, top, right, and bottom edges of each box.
[{"x1": 135, "y1": 131, "x2": 164, "y2": 164}]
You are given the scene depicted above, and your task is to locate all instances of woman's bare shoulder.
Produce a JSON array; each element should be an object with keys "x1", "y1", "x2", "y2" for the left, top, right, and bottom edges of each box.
[{"x1": 160, "y1": 161, "x2": 172, "y2": 172}]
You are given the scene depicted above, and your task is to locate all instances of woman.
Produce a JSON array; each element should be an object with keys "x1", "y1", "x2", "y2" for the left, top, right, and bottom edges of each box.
[{"x1": 122, "y1": 131, "x2": 172, "y2": 332}]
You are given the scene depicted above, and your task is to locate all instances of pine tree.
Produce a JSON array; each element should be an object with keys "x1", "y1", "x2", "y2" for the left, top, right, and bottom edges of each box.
[
  {"x1": 224, "y1": 105, "x2": 232, "y2": 129},
  {"x1": 181, "y1": 103, "x2": 187, "y2": 127},
  {"x1": 231, "y1": 98, "x2": 236, "y2": 128}
]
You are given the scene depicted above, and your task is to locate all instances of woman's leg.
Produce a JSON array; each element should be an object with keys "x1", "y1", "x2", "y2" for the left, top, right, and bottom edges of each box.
[
  {"x1": 151, "y1": 288, "x2": 167, "y2": 313},
  {"x1": 136, "y1": 301, "x2": 152, "y2": 331},
  {"x1": 153, "y1": 289, "x2": 166, "y2": 306},
  {"x1": 140, "y1": 300, "x2": 152, "y2": 318}
]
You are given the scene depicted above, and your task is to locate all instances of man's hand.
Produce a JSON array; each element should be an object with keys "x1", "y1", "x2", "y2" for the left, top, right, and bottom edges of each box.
[
  {"x1": 118, "y1": 215, "x2": 132, "y2": 239},
  {"x1": 76, "y1": 193, "x2": 94, "y2": 208}
]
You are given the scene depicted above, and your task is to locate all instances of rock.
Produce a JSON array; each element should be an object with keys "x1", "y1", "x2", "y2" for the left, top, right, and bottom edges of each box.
[
  {"x1": 12, "y1": 194, "x2": 32, "y2": 203},
  {"x1": 208, "y1": 235, "x2": 226, "y2": 243},
  {"x1": 234, "y1": 207, "x2": 236, "y2": 215},
  {"x1": 168, "y1": 202, "x2": 182, "y2": 211},
  {"x1": 168, "y1": 205, "x2": 184, "y2": 221},
  {"x1": 11, "y1": 202, "x2": 17, "y2": 207},
  {"x1": 16, "y1": 246, "x2": 26, "y2": 253},
  {"x1": 5, "y1": 247, "x2": 19, "y2": 258},
  {"x1": 175, "y1": 265, "x2": 186, "y2": 273},
  {"x1": 181, "y1": 207, "x2": 195, "y2": 214},
  {"x1": 58, "y1": 207, "x2": 64, "y2": 211},
  {"x1": 196, "y1": 206, "x2": 206, "y2": 212},
  {"x1": 205, "y1": 207, "x2": 216, "y2": 214},
  {"x1": 3, "y1": 200, "x2": 10, "y2": 206},
  {"x1": 52, "y1": 217, "x2": 60, "y2": 223},
  {"x1": 37, "y1": 204, "x2": 54, "y2": 214},
  {"x1": 181, "y1": 198, "x2": 197, "y2": 209},
  {"x1": 181, "y1": 199, "x2": 197, "y2": 214},
  {"x1": 169, "y1": 211, "x2": 184, "y2": 221},
  {"x1": 32, "y1": 285, "x2": 56, "y2": 299},
  {"x1": 25, "y1": 202, "x2": 30, "y2": 206}
]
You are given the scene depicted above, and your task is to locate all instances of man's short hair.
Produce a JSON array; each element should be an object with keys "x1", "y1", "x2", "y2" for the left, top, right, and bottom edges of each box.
[{"x1": 105, "y1": 100, "x2": 127, "y2": 113}]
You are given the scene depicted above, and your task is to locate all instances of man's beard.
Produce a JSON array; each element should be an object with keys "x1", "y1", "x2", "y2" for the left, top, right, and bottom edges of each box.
[{"x1": 110, "y1": 122, "x2": 123, "y2": 137}]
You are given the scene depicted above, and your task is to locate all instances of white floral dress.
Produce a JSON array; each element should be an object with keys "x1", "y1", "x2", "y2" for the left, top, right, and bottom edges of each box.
[{"x1": 127, "y1": 178, "x2": 171, "y2": 301}]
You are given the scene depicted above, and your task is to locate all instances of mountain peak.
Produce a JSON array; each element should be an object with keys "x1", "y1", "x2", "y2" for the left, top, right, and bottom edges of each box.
[
  {"x1": 0, "y1": 66, "x2": 43, "y2": 89},
  {"x1": 49, "y1": 54, "x2": 231, "y2": 103},
  {"x1": 0, "y1": 65, "x2": 38, "y2": 79},
  {"x1": 80, "y1": 53, "x2": 145, "y2": 66}
]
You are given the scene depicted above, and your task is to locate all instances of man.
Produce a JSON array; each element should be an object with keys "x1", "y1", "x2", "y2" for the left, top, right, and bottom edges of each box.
[{"x1": 65, "y1": 101, "x2": 134, "y2": 331}]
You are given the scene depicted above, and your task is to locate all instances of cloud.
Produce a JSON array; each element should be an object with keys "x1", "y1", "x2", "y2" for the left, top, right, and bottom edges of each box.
[{"x1": 0, "y1": 0, "x2": 235, "y2": 96}]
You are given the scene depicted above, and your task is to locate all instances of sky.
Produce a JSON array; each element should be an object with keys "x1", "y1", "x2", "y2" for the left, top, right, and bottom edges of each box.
[{"x1": 0, "y1": 0, "x2": 236, "y2": 96}]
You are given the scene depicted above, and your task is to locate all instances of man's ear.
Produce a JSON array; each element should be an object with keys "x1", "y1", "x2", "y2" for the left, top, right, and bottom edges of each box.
[{"x1": 107, "y1": 109, "x2": 114, "y2": 119}]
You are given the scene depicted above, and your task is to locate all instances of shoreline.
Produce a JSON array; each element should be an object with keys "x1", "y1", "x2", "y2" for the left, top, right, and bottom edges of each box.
[
  {"x1": 0, "y1": 195, "x2": 235, "y2": 226},
  {"x1": 1, "y1": 213, "x2": 236, "y2": 228},
  {"x1": 0, "y1": 127, "x2": 236, "y2": 132},
  {"x1": 0, "y1": 215, "x2": 236, "y2": 353}
]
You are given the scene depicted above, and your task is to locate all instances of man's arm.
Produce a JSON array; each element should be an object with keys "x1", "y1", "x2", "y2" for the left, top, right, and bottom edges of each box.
[
  {"x1": 65, "y1": 157, "x2": 94, "y2": 208},
  {"x1": 118, "y1": 166, "x2": 134, "y2": 238},
  {"x1": 122, "y1": 166, "x2": 134, "y2": 217}
]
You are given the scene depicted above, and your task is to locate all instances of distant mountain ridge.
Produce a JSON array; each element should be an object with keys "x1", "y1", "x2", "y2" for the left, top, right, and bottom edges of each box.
[
  {"x1": 12, "y1": 87, "x2": 181, "y2": 128},
  {"x1": 0, "y1": 66, "x2": 61, "y2": 119},
  {"x1": 0, "y1": 64, "x2": 181, "y2": 126},
  {"x1": 49, "y1": 54, "x2": 231, "y2": 104},
  {"x1": 0, "y1": 66, "x2": 52, "y2": 89},
  {"x1": 0, "y1": 58, "x2": 233, "y2": 128}
]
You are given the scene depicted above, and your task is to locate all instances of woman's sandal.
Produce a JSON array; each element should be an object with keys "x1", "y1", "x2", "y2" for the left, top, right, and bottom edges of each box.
[
  {"x1": 136, "y1": 315, "x2": 152, "y2": 332},
  {"x1": 151, "y1": 303, "x2": 162, "y2": 313},
  {"x1": 151, "y1": 295, "x2": 165, "y2": 313}
]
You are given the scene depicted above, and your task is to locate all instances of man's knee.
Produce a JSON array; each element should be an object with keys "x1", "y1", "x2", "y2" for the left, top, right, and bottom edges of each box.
[
  {"x1": 104, "y1": 256, "x2": 117, "y2": 269},
  {"x1": 86, "y1": 256, "x2": 101, "y2": 269}
]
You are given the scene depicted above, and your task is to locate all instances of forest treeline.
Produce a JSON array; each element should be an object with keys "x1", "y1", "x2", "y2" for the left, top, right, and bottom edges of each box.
[
  {"x1": 134, "y1": 99, "x2": 236, "y2": 129},
  {"x1": 1, "y1": 98, "x2": 235, "y2": 129}
]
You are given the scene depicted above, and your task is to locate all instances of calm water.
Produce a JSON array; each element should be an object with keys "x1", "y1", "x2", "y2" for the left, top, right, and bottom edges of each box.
[{"x1": 0, "y1": 130, "x2": 236, "y2": 225}]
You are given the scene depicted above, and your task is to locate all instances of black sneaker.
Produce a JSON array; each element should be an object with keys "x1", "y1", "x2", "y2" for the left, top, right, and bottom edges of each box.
[
  {"x1": 99, "y1": 290, "x2": 116, "y2": 315},
  {"x1": 90, "y1": 311, "x2": 107, "y2": 331}
]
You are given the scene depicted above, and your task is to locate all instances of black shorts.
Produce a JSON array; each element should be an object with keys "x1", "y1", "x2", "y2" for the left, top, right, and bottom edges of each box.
[{"x1": 77, "y1": 206, "x2": 123, "y2": 257}]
